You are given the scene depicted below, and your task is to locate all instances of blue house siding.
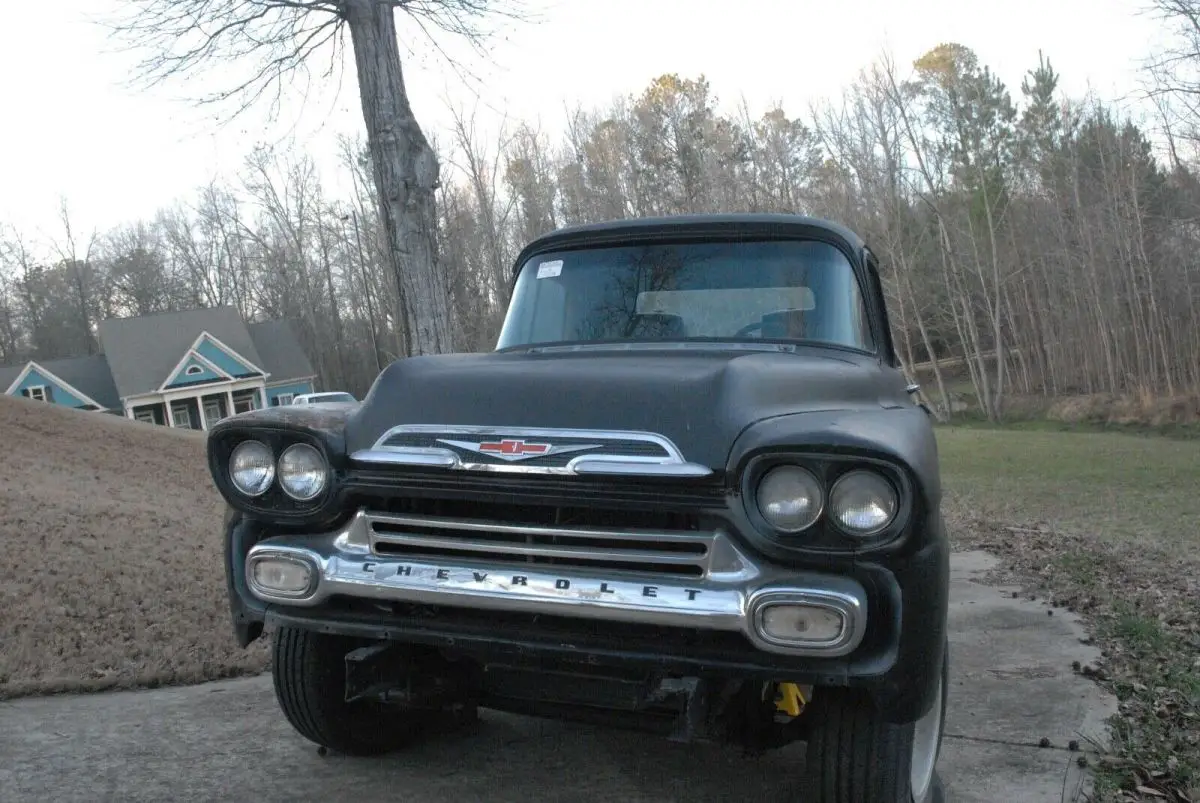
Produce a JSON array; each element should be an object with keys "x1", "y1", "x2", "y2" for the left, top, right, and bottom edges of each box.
[
  {"x1": 266, "y1": 380, "x2": 314, "y2": 406},
  {"x1": 11, "y1": 367, "x2": 91, "y2": 408},
  {"x1": 164, "y1": 354, "x2": 225, "y2": 389},
  {"x1": 196, "y1": 336, "x2": 260, "y2": 378}
]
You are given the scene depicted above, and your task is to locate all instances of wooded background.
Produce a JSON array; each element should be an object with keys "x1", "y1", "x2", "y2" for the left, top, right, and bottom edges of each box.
[{"x1": 3, "y1": 38, "x2": 1200, "y2": 421}]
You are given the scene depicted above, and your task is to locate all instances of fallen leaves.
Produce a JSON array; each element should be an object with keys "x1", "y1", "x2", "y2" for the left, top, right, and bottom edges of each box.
[{"x1": 951, "y1": 517, "x2": 1200, "y2": 803}]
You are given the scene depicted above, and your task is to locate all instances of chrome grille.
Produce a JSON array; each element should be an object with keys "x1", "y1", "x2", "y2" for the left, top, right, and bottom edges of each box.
[
  {"x1": 376, "y1": 431, "x2": 669, "y2": 468},
  {"x1": 363, "y1": 511, "x2": 714, "y2": 578}
]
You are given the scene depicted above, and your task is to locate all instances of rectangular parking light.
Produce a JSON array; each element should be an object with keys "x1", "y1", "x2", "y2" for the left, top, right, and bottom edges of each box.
[
  {"x1": 249, "y1": 555, "x2": 315, "y2": 597},
  {"x1": 757, "y1": 603, "x2": 846, "y2": 645}
]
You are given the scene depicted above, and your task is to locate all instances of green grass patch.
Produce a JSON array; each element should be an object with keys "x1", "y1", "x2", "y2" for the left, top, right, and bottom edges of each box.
[
  {"x1": 936, "y1": 426, "x2": 1200, "y2": 553},
  {"x1": 943, "y1": 416, "x2": 1200, "y2": 441}
]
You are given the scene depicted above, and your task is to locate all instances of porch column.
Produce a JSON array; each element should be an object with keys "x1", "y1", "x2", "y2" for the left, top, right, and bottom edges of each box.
[
  {"x1": 166, "y1": 398, "x2": 176, "y2": 427},
  {"x1": 227, "y1": 390, "x2": 235, "y2": 417},
  {"x1": 197, "y1": 395, "x2": 208, "y2": 431}
]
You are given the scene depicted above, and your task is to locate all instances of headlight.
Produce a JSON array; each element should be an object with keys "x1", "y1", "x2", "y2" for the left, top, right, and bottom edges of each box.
[
  {"x1": 829, "y1": 470, "x2": 899, "y2": 536},
  {"x1": 755, "y1": 465, "x2": 823, "y2": 532},
  {"x1": 277, "y1": 443, "x2": 329, "y2": 501},
  {"x1": 230, "y1": 440, "x2": 275, "y2": 496}
]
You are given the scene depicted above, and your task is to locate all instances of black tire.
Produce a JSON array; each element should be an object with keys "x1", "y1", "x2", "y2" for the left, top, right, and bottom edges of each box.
[
  {"x1": 271, "y1": 627, "x2": 435, "y2": 756},
  {"x1": 802, "y1": 645, "x2": 949, "y2": 803}
]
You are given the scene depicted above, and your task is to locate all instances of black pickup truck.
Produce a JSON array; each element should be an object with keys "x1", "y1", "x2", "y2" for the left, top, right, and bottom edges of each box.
[{"x1": 207, "y1": 213, "x2": 949, "y2": 803}]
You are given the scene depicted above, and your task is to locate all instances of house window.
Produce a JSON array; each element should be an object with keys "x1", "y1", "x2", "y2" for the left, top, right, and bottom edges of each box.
[
  {"x1": 171, "y1": 402, "x2": 192, "y2": 429},
  {"x1": 203, "y1": 399, "x2": 224, "y2": 424},
  {"x1": 135, "y1": 409, "x2": 156, "y2": 424},
  {"x1": 26, "y1": 385, "x2": 47, "y2": 402},
  {"x1": 232, "y1": 389, "x2": 257, "y2": 414},
  {"x1": 274, "y1": 393, "x2": 295, "y2": 406},
  {"x1": 186, "y1": 365, "x2": 204, "y2": 376}
]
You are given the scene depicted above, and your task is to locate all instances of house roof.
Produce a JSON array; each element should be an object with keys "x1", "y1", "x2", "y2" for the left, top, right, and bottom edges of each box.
[
  {"x1": 0, "y1": 362, "x2": 21, "y2": 391},
  {"x1": 98, "y1": 306, "x2": 267, "y2": 399},
  {"x1": 0, "y1": 354, "x2": 121, "y2": 410},
  {"x1": 248, "y1": 319, "x2": 316, "y2": 384}
]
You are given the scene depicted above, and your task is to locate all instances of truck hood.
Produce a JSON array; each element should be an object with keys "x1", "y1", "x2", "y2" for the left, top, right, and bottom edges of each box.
[{"x1": 343, "y1": 346, "x2": 907, "y2": 472}]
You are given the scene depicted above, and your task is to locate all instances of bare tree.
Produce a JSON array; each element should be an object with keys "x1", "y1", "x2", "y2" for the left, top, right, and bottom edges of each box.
[
  {"x1": 112, "y1": 0, "x2": 524, "y2": 356},
  {"x1": 1144, "y1": 0, "x2": 1200, "y2": 143}
]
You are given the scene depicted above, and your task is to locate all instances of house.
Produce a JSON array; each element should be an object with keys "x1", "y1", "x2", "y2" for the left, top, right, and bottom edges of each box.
[
  {"x1": 0, "y1": 353, "x2": 121, "y2": 412},
  {"x1": 0, "y1": 306, "x2": 317, "y2": 431}
]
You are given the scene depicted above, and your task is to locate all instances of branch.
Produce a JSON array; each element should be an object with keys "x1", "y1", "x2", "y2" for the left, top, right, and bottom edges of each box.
[{"x1": 106, "y1": 0, "x2": 534, "y2": 124}]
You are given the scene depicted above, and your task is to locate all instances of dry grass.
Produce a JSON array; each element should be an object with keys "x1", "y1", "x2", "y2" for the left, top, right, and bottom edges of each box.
[
  {"x1": 1047, "y1": 391, "x2": 1200, "y2": 428},
  {"x1": 0, "y1": 395, "x2": 268, "y2": 699}
]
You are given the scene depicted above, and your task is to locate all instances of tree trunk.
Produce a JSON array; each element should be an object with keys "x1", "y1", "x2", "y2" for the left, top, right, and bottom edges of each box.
[{"x1": 344, "y1": 0, "x2": 454, "y2": 356}]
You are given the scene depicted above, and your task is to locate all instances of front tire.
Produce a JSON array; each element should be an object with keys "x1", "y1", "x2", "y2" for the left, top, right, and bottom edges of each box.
[
  {"x1": 271, "y1": 627, "x2": 434, "y2": 756},
  {"x1": 802, "y1": 644, "x2": 948, "y2": 802}
]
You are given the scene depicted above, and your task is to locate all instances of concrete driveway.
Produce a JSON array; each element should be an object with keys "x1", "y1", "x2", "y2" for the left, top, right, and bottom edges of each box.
[{"x1": 0, "y1": 551, "x2": 1116, "y2": 803}]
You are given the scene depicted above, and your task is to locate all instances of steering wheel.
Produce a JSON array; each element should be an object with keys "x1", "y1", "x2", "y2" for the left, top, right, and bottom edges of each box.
[{"x1": 734, "y1": 320, "x2": 764, "y2": 338}]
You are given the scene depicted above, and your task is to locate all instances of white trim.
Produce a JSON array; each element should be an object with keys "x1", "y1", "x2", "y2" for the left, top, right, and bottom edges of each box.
[
  {"x1": 274, "y1": 393, "x2": 296, "y2": 406},
  {"x1": 3, "y1": 360, "x2": 109, "y2": 410},
  {"x1": 126, "y1": 376, "x2": 266, "y2": 406},
  {"x1": 156, "y1": 347, "x2": 232, "y2": 393},
  {"x1": 26, "y1": 384, "x2": 48, "y2": 402},
  {"x1": 164, "y1": 377, "x2": 263, "y2": 403},
  {"x1": 266, "y1": 374, "x2": 317, "y2": 388}
]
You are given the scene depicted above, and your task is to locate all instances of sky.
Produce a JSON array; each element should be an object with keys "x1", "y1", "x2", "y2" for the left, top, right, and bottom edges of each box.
[{"x1": 0, "y1": 0, "x2": 1171, "y2": 251}]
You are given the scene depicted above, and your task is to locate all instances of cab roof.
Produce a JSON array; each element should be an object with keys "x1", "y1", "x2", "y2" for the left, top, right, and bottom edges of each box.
[{"x1": 513, "y1": 213, "x2": 868, "y2": 273}]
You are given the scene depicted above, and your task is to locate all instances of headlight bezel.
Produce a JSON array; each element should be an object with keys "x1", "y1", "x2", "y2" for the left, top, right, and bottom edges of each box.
[
  {"x1": 208, "y1": 425, "x2": 339, "y2": 518},
  {"x1": 739, "y1": 452, "x2": 913, "y2": 553}
]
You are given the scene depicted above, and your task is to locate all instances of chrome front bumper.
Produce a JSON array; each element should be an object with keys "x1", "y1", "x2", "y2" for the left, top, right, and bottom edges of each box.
[{"x1": 245, "y1": 510, "x2": 870, "y2": 658}]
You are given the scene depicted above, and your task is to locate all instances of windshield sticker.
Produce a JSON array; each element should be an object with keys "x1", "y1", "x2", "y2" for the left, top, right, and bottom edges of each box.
[{"x1": 536, "y1": 260, "x2": 563, "y2": 279}]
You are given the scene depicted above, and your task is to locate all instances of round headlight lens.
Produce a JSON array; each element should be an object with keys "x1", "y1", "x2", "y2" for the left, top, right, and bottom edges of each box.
[
  {"x1": 755, "y1": 466, "x2": 824, "y2": 533},
  {"x1": 229, "y1": 440, "x2": 275, "y2": 497},
  {"x1": 277, "y1": 443, "x2": 329, "y2": 501},
  {"x1": 829, "y1": 470, "x2": 899, "y2": 536}
]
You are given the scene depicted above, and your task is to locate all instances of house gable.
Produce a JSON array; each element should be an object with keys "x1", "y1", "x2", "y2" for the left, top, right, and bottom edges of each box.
[
  {"x1": 155, "y1": 331, "x2": 265, "y2": 394},
  {"x1": 162, "y1": 351, "x2": 231, "y2": 390},
  {"x1": 194, "y1": 333, "x2": 263, "y2": 379},
  {"x1": 4, "y1": 361, "x2": 107, "y2": 410}
]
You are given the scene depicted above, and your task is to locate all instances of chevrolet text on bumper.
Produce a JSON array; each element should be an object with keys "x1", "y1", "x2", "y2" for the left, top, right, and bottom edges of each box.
[
  {"x1": 208, "y1": 214, "x2": 951, "y2": 803},
  {"x1": 244, "y1": 510, "x2": 869, "y2": 657}
]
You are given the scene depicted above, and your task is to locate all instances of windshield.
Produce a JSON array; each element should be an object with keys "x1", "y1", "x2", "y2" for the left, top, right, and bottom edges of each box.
[{"x1": 496, "y1": 239, "x2": 874, "y2": 351}]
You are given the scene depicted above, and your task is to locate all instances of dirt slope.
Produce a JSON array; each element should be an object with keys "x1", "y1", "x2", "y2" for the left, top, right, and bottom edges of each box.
[{"x1": 0, "y1": 395, "x2": 268, "y2": 698}]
